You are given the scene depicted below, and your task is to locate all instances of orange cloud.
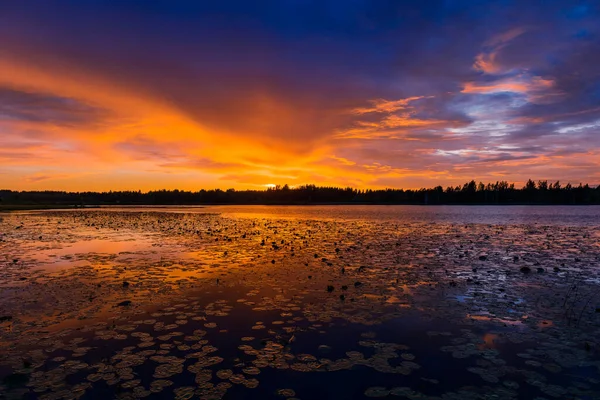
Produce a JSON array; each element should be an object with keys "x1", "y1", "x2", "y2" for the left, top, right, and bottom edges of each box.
[
  {"x1": 473, "y1": 52, "x2": 503, "y2": 75},
  {"x1": 0, "y1": 54, "x2": 354, "y2": 190},
  {"x1": 473, "y1": 27, "x2": 526, "y2": 74},
  {"x1": 352, "y1": 96, "x2": 428, "y2": 114},
  {"x1": 462, "y1": 76, "x2": 555, "y2": 101},
  {"x1": 336, "y1": 96, "x2": 468, "y2": 140}
]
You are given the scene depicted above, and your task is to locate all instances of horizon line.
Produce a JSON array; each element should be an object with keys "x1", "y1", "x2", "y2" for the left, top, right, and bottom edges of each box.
[{"x1": 2, "y1": 179, "x2": 600, "y2": 194}]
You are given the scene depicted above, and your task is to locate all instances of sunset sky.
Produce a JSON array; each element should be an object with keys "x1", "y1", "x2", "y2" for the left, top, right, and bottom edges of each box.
[{"x1": 1, "y1": 1, "x2": 599, "y2": 191}]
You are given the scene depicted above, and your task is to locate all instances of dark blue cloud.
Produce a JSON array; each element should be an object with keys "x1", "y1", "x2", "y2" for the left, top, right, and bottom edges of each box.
[{"x1": 0, "y1": 88, "x2": 106, "y2": 126}]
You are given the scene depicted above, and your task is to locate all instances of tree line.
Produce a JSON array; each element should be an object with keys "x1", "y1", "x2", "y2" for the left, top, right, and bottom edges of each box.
[{"x1": 1, "y1": 180, "x2": 599, "y2": 206}]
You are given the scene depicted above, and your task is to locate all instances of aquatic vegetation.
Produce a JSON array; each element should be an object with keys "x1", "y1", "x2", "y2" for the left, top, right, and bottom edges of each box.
[{"x1": 0, "y1": 208, "x2": 599, "y2": 398}]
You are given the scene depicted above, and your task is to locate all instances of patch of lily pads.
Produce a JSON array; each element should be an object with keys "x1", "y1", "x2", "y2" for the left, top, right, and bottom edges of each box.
[{"x1": 0, "y1": 209, "x2": 599, "y2": 398}]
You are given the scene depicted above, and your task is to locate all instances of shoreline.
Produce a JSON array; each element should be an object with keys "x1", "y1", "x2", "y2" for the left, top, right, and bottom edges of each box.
[{"x1": 3, "y1": 203, "x2": 600, "y2": 212}]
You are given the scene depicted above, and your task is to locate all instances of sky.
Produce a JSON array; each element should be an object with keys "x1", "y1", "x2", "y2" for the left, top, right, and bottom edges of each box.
[{"x1": 1, "y1": 0, "x2": 599, "y2": 191}]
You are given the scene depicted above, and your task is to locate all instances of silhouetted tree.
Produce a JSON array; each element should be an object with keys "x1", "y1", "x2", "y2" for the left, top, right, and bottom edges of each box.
[{"x1": 1, "y1": 180, "x2": 599, "y2": 207}]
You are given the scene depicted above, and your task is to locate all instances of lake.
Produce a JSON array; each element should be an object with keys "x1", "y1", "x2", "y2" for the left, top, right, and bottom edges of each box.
[{"x1": 1, "y1": 206, "x2": 599, "y2": 399}]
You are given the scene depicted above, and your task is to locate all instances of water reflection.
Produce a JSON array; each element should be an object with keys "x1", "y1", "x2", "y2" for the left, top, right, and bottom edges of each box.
[
  {"x1": 30, "y1": 204, "x2": 600, "y2": 225},
  {"x1": 477, "y1": 333, "x2": 499, "y2": 350},
  {"x1": 0, "y1": 208, "x2": 598, "y2": 399}
]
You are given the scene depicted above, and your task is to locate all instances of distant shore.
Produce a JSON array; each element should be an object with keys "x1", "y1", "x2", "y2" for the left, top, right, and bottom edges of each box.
[
  {"x1": 3, "y1": 203, "x2": 600, "y2": 212},
  {"x1": 2, "y1": 181, "x2": 599, "y2": 207}
]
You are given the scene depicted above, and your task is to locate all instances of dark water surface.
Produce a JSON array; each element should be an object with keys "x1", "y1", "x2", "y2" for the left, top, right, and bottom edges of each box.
[
  {"x1": 96, "y1": 204, "x2": 600, "y2": 225},
  {"x1": 1, "y1": 206, "x2": 599, "y2": 399}
]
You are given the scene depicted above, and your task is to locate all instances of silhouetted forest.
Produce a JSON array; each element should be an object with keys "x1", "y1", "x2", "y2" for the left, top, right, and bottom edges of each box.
[{"x1": 1, "y1": 180, "x2": 600, "y2": 207}]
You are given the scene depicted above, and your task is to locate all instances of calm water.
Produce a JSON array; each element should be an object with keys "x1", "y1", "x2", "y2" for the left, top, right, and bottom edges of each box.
[
  {"x1": 1, "y1": 206, "x2": 599, "y2": 399},
  {"x1": 88, "y1": 204, "x2": 600, "y2": 225}
]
